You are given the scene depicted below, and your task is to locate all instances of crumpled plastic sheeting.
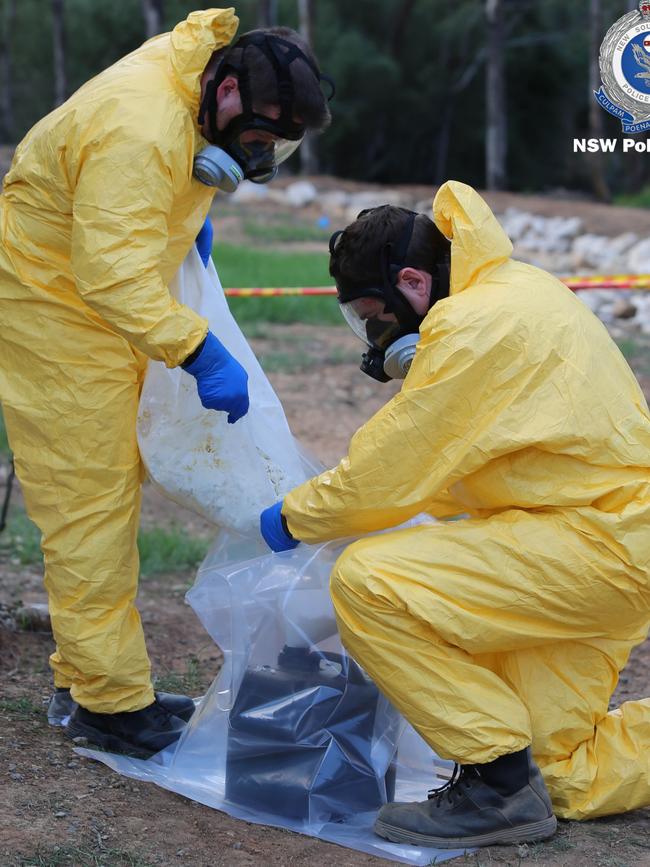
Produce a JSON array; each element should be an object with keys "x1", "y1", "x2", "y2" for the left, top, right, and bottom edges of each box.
[{"x1": 80, "y1": 538, "x2": 465, "y2": 864}]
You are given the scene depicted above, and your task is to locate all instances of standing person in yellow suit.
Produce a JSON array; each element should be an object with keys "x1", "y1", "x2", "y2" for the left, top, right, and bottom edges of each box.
[
  {"x1": 260, "y1": 181, "x2": 650, "y2": 849},
  {"x1": 0, "y1": 8, "x2": 331, "y2": 758}
]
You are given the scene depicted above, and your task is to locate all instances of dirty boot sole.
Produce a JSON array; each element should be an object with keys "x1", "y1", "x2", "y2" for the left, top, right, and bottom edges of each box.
[
  {"x1": 65, "y1": 718, "x2": 155, "y2": 760},
  {"x1": 374, "y1": 814, "x2": 557, "y2": 849}
]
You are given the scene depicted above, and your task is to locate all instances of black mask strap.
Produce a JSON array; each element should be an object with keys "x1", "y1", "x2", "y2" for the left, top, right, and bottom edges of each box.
[
  {"x1": 329, "y1": 229, "x2": 344, "y2": 256},
  {"x1": 379, "y1": 211, "x2": 423, "y2": 335},
  {"x1": 430, "y1": 258, "x2": 451, "y2": 308},
  {"x1": 199, "y1": 32, "x2": 333, "y2": 144}
]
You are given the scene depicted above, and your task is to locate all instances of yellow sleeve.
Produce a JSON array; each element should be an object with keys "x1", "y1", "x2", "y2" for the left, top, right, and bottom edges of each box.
[
  {"x1": 283, "y1": 299, "x2": 525, "y2": 543},
  {"x1": 70, "y1": 137, "x2": 207, "y2": 367}
]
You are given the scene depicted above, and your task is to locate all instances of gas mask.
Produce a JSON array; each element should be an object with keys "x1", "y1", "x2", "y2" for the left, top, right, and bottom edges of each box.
[
  {"x1": 194, "y1": 32, "x2": 334, "y2": 192},
  {"x1": 332, "y1": 211, "x2": 450, "y2": 382}
]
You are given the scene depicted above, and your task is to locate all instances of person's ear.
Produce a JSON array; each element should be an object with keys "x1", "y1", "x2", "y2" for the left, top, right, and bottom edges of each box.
[
  {"x1": 216, "y1": 74, "x2": 239, "y2": 103},
  {"x1": 397, "y1": 267, "x2": 429, "y2": 298}
]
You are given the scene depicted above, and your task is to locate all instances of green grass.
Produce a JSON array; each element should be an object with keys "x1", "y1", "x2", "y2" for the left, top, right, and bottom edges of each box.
[
  {"x1": 615, "y1": 186, "x2": 650, "y2": 209},
  {"x1": 242, "y1": 215, "x2": 332, "y2": 244},
  {"x1": 0, "y1": 510, "x2": 208, "y2": 576},
  {"x1": 0, "y1": 510, "x2": 43, "y2": 566},
  {"x1": 616, "y1": 336, "x2": 650, "y2": 376},
  {"x1": 0, "y1": 696, "x2": 44, "y2": 720},
  {"x1": 16, "y1": 844, "x2": 155, "y2": 867},
  {"x1": 0, "y1": 404, "x2": 10, "y2": 456},
  {"x1": 258, "y1": 346, "x2": 358, "y2": 373},
  {"x1": 154, "y1": 654, "x2": 203, "y2": 695},
  {"x1": 212, "y1": 242, "x2": 340, "y2": 325},
  {"x1": 137, "y1": 525, "x2": 209, "y2": 576}
]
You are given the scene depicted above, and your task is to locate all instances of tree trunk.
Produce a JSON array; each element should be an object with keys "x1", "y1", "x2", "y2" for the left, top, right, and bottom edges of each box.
[
  {"x1": 141, "y1": 0, "x2": 164, "y2": 40},
  {"x1": 0, "y1": 0, "x2": 16, "y2": 140},
  {"x1": 390, "y1": 0, "x2": 416, "y2": 58},
  {"x1": 485, "y1": 0, "x2": 507, "y2": 190},
  {"x1": 588, "y1": 0, "x2": 611, "y2": 201},
  {"x1": 52, "y1": 0, "x2": 66, "y2": 108},
  {"x1": 257, "y1": 0, "x2": 278, "y2": 28},
  {"x1": 297, "y1": 0, "x2": 318, "y2": 176}
]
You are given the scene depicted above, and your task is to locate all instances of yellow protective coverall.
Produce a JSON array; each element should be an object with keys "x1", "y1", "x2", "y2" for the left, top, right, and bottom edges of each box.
[
  {"x1": 0, "y1": 9, "x2": 239, "y2": 713},
  {"x1": 283, "y1": 181, "x2": 650, "y2": 821}
]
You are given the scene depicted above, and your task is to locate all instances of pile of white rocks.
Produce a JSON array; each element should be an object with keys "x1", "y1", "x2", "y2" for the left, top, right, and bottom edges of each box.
[
  {"x1": 471, "y1": 207, "x2": 650, "y2": 339},
  {"x1": 231, "y1": 180, "x2": 650, "y2": 340},
  {"x1": 496, "y1": 207, "x2": 650, "y2": 276}
]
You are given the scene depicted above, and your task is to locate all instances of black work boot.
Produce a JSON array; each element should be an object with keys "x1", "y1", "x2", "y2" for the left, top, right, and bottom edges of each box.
[
  {"x1": 49, "y1": 688, "x2": 195, "y2": 726},
  {"x1": 374, "y1": 748, "x2": 556, "y2": 849},
  {"x1": 65, "y1": 697, "x2": 188, "y2": 759}
]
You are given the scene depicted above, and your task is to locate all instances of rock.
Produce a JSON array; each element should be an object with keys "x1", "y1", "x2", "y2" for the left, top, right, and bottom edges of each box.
[
  {"x1": 284, "y1": 180, "x2": 317, "y2": 207},
  {"x1": 15, "y1": 602, "x2": 51, "y2": 633},
  {"x1": 498, "y1": 208, "x2": 533, "y2": 243},
  {"x1": 571, "y1": 234, "x2": 612, "y2": 269},
  {"x1": 499, "y1": 210, "x2": 582, "y2": 253},
  {"x1": 319, "y1": 190, "x2": 350, "y2": 213},
  {"x1": 345, "y1": 189, "x2": 403, "y2": 222},
  {"x1": 575, "y1": 289, "x2": 610, "y2": 314},
  {"x1": 627, "y1": 237, "x2": 650, "y2": 273},
  {"x1": 415, "y1": 198, "x2": 434, "y2": 215},
  {"x1": 230, "y1": 180, "x2": 269, "y2": 203},
  {"x1": 612, "y1": 297, "x2": 637, "y2": 319},
  {"x1": 609, "y1": 232, "x2": 639, "y2": 257}
]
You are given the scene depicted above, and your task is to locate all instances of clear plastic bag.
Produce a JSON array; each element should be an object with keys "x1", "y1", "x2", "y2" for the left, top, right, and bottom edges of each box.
[
  {"x1": 136, "y1": 246, "x2": 310, "y2": 536},
  {"x1": 79, "y1": 539, "x2": 464, "y2": 865}
]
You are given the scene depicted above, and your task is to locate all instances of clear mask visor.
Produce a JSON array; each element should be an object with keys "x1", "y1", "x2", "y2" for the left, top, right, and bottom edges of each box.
[
  {"x1": 339, "y1": 298, "x2": 403, "y2": 349},
  {"x1": 229, "y1": 130, "x2": 304, "y2": 184}
]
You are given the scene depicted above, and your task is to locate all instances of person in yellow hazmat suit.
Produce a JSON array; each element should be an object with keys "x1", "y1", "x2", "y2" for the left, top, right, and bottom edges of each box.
[
  {"x1": 260, "y1": 181, "x2": 650, "y2": 849},
  {"x1": 0, "y1": 8, "x2": 332, "y2": 759}
]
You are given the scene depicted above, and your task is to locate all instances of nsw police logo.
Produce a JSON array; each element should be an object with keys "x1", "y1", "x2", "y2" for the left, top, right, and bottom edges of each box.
[{"x1": 595, "y1": 1, "x2": 650, "y2": 133}]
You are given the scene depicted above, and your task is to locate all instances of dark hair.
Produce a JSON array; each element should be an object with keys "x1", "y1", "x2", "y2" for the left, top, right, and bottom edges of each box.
[
  {"x1": 223, "y1": 27, "x2": 331, "y2": 131},
  {"x1": 330, "y1": 206, "x2": 450, "y2": 289}
]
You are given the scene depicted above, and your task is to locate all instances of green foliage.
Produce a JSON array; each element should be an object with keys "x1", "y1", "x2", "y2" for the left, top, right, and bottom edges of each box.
[
  {"x1": 0, "y1": 509, "x2": 43, "y2": 566},
  {"x1": 0, "y1": 509, "x2": 208, "y2": 576},
  {"x1": 16, "y1": 844, "x2": 155, "y2": 867},
  {"x1": 154, "y1": 655, "x2": 203, "y2": 695},
  {"x1": 615, "y1": 187, "x2": 650, "y2": 209},
  {"x1": 0, "y1": 404, "x2": 9, "y2": 456},
  {"x1": 242, "y1": 216, "x2": 332, "y2": 243},
  {"x1": 137, "y1": 526, "x2": 209, "y2": 577},
  {"x1": 0, "y1": 696, "x2": 44, "y2": 720},
  {"x1": 213, "y1": 242, "x2": 341, "y2": 325},
  {"x1": 2, "y1": 1, "x2": 648, "y2": 195},
  {"x1": 616, "y1": 336, "x2": 650, "y2": 375},
  {"x1": 258, "y1": 345, "x2": 358, "y2": 373}
]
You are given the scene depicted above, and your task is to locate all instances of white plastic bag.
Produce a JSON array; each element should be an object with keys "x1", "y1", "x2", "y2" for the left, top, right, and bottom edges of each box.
[{"x1": 137, "y1": 247, "x2": 310, "y2": 536}]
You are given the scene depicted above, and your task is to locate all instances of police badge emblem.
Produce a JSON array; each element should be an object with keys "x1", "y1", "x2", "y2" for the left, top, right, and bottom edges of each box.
[{"x1": 596, "y1": 1, "x2": 650, "y2": 133}]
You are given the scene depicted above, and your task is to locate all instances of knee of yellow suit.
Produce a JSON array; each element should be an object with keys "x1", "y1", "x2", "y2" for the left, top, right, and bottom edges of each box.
[{"x1": 331, "y1": 536, "x2": 408, "y2": 614}]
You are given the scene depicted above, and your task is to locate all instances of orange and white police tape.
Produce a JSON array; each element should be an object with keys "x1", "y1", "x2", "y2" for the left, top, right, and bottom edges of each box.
[{"x1": 223, "y1": 275, "x2": 650, "y2": 297}]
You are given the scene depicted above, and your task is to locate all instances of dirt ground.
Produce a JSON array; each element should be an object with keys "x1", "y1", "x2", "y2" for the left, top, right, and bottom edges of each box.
[
  {"x1": 1, "y1": 322, "x2": 649, "y2": 867},
  {"x1": 2, "y1": 175, "x2": 650, "y2": 867}
]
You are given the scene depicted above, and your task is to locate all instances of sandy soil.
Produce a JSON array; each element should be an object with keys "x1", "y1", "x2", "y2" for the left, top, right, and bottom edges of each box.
[{"x1": 1, "y1": 322, "x2": 649, "y2": 867}]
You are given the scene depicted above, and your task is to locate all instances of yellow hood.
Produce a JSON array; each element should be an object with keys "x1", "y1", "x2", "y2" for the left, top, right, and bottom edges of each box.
[
  {"x1": 433, "y1": 181, "x2": 513, "y2": 295},
  {"x1": 169, "y1": 8, "x2": 239, "y2": 117}
]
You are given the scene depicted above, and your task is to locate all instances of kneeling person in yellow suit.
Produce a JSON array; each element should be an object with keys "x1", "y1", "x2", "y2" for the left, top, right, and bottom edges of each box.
[
  {"x1": 0, "y1": 9, "x2": 331, "y2": 759},
  {"x1": 260, "y1": 181, "x2": 650, "y2": 849}
]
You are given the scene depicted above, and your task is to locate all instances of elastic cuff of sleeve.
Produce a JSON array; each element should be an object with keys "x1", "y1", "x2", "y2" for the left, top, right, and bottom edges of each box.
[
  {"x1": 280, "y1": 512, "x2": 295, "y2": 541},
  {"x1": 181, "y1": 335, "x2": 207, "y2": 370}
]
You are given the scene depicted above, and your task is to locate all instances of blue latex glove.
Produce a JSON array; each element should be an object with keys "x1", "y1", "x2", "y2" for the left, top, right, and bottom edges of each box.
[
  {"x1": 260, "y1": 500, "x2": 300, "y2": 552},
  {"x1": 195, "y1": 217, "x2": 213, "y2": 268},
  {"x1": 182, "y1": 331, "x2": 249, "y2": 423}
]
